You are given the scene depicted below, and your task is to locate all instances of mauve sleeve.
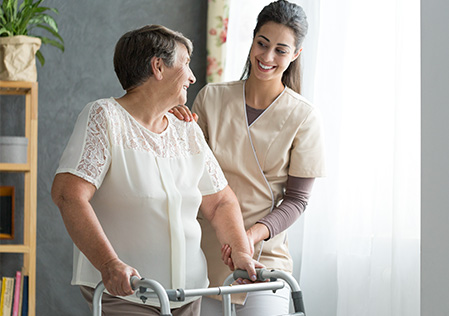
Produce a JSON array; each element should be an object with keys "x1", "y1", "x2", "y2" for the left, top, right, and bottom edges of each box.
[{"x1": 257, "y1": 176, "x2": 315, "y2": 240}]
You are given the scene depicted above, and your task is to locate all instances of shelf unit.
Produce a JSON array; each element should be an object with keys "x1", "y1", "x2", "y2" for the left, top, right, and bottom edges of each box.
[{"x1": 0, "y1": 80, "x2": 38, "y2": 316}]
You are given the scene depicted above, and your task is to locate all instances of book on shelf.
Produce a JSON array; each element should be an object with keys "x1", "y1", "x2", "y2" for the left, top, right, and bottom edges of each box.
[
  {"x1": 0, "y1": 277, "x2": 4, "y2": 315},
  {"x1": 11, "y1": 270, "x2": 22, "y2": 316},
  {"x1": 0, "y1": 277, "x2": 3, "y2": 316},
  {"x1": 21, "y1": 275, "x2": 28, "y2": 316},
  {"x1": 17, "y1": 268, "x2": 25, "y2": 316},
  {"x1": 0, "y1": 267, "x2": 28, "y2": 316},
  {"x1": 0, "y1": 276, "x2": 14, "y2": 316}
]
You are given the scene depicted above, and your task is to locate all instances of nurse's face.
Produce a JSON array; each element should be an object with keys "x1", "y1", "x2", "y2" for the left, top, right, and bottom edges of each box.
[{"x1": 249, "y1": 22, "x2": 300, "y2": 83}]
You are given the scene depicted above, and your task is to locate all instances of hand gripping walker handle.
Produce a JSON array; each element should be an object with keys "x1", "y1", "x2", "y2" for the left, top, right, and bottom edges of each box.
[
  {"x1": 229, "y1": 269, "x2": 306, "y2": 315},
  {"x1": 92, "y1": 276, "x2": 173, "y2": 316},
  {"x1": 232, "y1": 268, "x2": 270, "y2": 282}
]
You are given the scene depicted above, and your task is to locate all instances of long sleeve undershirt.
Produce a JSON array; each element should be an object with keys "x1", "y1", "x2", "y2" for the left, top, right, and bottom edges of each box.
[
  {"x1": 257, "y1": 176, "x2": 314, "y2": 239},
  {"x1": 247, "y1": 104, "x2": 315, "y2": 240}
]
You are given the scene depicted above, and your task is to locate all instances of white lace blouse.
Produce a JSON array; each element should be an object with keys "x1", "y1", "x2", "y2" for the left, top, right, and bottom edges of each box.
[{"x1": 56, "y1": 98, "x2": 228, "y2": 307}]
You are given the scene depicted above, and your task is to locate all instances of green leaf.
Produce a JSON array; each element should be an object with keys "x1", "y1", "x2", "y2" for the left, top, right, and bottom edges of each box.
[
  {"x1": 33, "y1": 7, "x2": 58, "y2": 15},
  {"x1": 0, "y1": 27, "x2": 12, "y2": 36},
  {"x1": 38, "y1": 36, "x2": 64, "y2": 51},
  {"x1": 36, "y1": 49, "x2": 45, "y2": 66},
  {"x1": 41, "y1": 14, "x2": 58, "y2": 31},
  {"x1": 35, "y1": 24, "x2": 63, "y2": 44},
  {"x1": 28, "y1": 14, "x2": 58, "y2": 32},
  {"x1": 23, "y1": 0, "x2": 35, "y2": 7},
  {"x1": 0, "y1": 11, "x2": 6, "y2": 25}
]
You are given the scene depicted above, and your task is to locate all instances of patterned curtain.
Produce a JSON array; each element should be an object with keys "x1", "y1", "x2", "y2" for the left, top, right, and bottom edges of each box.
[{"x1": 206, "y1": 0, "x2": 229, "y2": 83}]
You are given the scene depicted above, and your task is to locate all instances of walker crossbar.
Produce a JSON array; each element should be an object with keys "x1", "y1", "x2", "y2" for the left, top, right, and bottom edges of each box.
[{"x1": 138, "y1": 280, "x2": 285, "y2": 301}]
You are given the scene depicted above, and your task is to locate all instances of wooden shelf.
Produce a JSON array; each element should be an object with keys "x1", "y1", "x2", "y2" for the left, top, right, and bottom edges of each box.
[
  {"x1": 0, "y1": 80, "x2": 35, "y2": 95},
  {"x1": 0, "y1": 81, "x2": 37, "y2": 316},
  {"x1": 0, "y1": 244, "x2": 31, "y2": 253},
  {"x1": 0, "y1": 163, "x2": 30, "y2": 172}
]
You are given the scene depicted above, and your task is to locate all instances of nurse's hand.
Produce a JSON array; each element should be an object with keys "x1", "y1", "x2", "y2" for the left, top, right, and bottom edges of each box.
[
  {"x1": 100, "y1": 257, "x2": 141, "y2": 296},
  {"x1": 169, "y1": 105, "x2": 198, "y2": 122},
  {"x1": 221, "y1": 244, "x2": 234, "y2": 270}
]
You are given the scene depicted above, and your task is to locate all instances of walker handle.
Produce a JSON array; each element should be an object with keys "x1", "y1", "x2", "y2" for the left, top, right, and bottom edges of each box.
[
  {"x1": 232, "y1": 268, "x2": 270, "y2": 282},
  {"x1": 92, "y1": 277, "x2": 173, "y2": 316},
  {"x1": 230, "y1": 269, "x2": 306, "y2": 315}
]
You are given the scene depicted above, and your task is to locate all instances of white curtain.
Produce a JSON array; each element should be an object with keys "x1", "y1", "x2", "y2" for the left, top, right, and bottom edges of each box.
[{"x1": 226, "y1": 1, "x2": 420, "y2": 315}]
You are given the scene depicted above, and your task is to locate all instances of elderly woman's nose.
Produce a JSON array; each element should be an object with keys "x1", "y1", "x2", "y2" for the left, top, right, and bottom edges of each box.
[{"x1": 189, "y1": 68, "x2": 196, "y2": 84}]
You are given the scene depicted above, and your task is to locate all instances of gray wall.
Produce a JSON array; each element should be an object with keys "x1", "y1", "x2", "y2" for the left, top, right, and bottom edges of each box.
[
  {"x1": 1, "y1": 1, "x2": 207, "y2": 315},
  {"x1": 421, "y1": 0, "x2": 449, "y2": 315}
]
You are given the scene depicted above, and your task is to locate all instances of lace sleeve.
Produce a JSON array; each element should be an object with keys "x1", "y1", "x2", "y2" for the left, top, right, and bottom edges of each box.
[
  {"x1": 56, "y1": 101, "x2": 112, "y2": 189},
  {"x1": 193, "y1": 123, "x2": 228, "y2": 194},
  {"x1": 204, "y1": 144, "x2": 228, "y2": 192}
]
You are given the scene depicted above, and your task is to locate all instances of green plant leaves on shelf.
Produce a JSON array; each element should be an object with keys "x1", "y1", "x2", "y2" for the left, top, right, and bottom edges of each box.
[{"x1": 0, "y1": 0, "x2": 64, "y2": 66}]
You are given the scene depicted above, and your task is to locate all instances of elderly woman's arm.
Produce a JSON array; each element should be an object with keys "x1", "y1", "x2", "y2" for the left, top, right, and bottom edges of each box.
[
  {"x1": 200, "y1": 185, "x2": 263, "y2": 281},
  {"x1": 51, "y1": 173, "x2": 140, "y2": 296}
]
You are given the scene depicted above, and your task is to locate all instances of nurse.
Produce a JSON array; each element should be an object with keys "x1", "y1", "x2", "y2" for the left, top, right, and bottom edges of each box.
[{"x1": 172, "y1": 1, "x2": 326, "y2": 315}]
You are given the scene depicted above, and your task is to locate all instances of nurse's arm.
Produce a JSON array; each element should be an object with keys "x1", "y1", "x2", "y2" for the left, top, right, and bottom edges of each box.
[
  {"x1": 51, "y1": 173, "x2": 140, "y2": 296},
  {"x1": 200, "y1": 185, "x2": 263, "y2": 281}
]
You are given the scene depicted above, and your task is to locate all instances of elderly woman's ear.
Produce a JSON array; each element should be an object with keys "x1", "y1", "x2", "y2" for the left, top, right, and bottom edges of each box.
[{"x1": 151, "y1": 56, "x2": 164, "y2": 80}]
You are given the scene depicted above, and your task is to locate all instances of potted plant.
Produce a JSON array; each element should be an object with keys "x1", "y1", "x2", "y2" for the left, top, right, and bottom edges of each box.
[{"x1": 0, "y1": 0, "x2": 64, "y2": 81}]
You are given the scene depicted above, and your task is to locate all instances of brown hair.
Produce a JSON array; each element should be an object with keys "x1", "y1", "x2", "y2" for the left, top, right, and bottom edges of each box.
[{"x1": 113, "y1": 24, "x2": 193, "y2": 90}]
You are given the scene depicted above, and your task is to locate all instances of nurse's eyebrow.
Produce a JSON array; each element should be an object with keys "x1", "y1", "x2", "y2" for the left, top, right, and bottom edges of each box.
[{"x1": 257, "y1": 35, "x2": 291, "y2": 48}]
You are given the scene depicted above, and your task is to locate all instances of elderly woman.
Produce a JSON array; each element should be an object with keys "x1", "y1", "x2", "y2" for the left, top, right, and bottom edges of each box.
[{"x1": 51, "y1": 25, "x2": 260, "y2": 316}]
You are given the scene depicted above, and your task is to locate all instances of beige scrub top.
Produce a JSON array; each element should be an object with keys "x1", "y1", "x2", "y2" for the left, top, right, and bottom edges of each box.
[{"x1": 192, "y1": 80, "x2": 326, "y2": 304}]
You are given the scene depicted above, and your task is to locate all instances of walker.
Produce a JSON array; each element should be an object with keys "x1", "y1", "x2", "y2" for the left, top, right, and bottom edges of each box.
[{"x1": 92, "y1": 268, "x2": 305, "y2": 316}]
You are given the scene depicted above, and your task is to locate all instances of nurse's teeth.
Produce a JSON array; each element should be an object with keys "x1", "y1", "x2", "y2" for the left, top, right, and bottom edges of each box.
[{"x1": 259, "y1": 62, "x2": 273, "y2": 70}]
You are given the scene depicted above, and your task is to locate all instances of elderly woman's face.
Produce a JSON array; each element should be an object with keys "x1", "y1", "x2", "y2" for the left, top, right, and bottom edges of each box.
[{"x1": 163, "y1": 44, "x2": 196, "y2": 106}]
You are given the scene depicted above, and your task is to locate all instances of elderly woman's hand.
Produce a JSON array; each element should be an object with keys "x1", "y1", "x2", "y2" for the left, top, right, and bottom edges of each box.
[
  {"x1": 222, "y1": 246, "x2": 267, "y2": 284},
  {"x1": 230, "y1": 250, "x2": 265, "y2": 283},
  {"x1": 221, "y1": 245, "x2": 265, "y2": 283},
  {"x1": 169, "y1": 105, "x2": 198, "y2": 122},
  {"x1": 99, "y1": 257, "x2": 141, "y2": 296},
  {"x1": 222, "y1": 226, "x2": 266, "y2": 283},
  {"x1": 221, "y1": 230, "x2": 256, "y2": 271}
]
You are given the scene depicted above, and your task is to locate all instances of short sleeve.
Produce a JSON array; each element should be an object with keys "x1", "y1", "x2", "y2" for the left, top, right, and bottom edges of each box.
[
  {"x1": 289, "y1": 107, "x2": 326, "y2": 177},
  {"x1": 193, "y1": 122, "x2": 228, "y2": 195},
  {"x1": 56, "y1": 101, "x2": 112, "y2": 189}
]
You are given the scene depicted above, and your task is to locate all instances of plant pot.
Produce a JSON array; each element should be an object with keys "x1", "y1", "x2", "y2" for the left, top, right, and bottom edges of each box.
[
  {"x1": 0, "y1": 35, "x2": 41, "y2": 82},
  {"x1": 0, "y1": 136, "x2": 28, "y2": 163}
]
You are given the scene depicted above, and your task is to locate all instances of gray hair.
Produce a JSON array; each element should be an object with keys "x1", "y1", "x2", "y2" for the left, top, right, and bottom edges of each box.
[{"x1": 114, "y1": 24, "x2": 193, "y2": 90}]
